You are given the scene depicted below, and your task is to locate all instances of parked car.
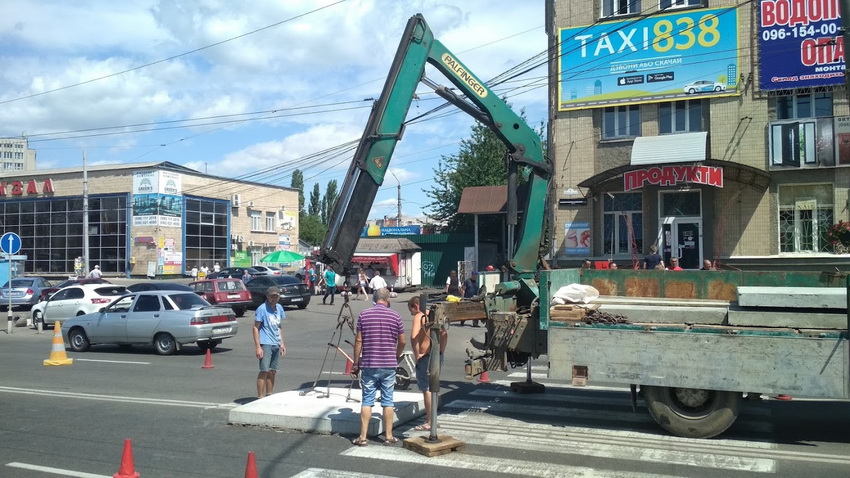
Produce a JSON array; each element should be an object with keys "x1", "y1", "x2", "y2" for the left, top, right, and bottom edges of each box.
[
  {"x1": 61, "y1": 291, "x2": 238, "y2": 355},
  {"x1": 31, "y1": 284, "x2": 127, "y2": 328},
  {"x1": 127, "y1": 282, "x2": 196, "y2": 293},
  {"x1": 39, "y1": 277, "x2": 112, "y2": 301},
  {"x1": 251, "y1": 265, "x2": 283, "y2": 276},
  {"x1": 189, "y1": 279, "x2": 253, "y2": 317},
  {"x1": 245, "y1": 275, "x2": 310, "y2": 309},
  {"x1": 683, "y1": 80, "x2": 726, "y2": 94},
  {"x1": 0, "y1": 277, "x2": 53, "y2": 311},
  {"x1": 207, "y1": 267, "x2": 259, "y2": 280}
]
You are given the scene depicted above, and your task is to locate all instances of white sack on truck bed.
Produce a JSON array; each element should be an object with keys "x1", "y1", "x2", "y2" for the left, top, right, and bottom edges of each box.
[{"x1": 551, "y1": 284, "x2": 599, "y2": 305}]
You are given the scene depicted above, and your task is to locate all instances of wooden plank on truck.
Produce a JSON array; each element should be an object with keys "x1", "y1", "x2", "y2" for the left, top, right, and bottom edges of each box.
[{"x1": 432, "y1": 300, "x2": 487, "y2": 323}]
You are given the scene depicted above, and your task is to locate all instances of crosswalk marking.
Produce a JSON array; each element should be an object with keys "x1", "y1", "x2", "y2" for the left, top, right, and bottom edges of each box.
[
  {"x1": 293, "y1": 468, "x2": 395, "y2": 478},
  {"x1": 342, "y1": 446, "x2": 685, "y2": 478}
]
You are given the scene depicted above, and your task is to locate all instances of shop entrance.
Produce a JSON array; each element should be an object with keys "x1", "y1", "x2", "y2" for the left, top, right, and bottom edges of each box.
[{"x1": 659, "y1": 190, "x2": 703, "y2": 269}]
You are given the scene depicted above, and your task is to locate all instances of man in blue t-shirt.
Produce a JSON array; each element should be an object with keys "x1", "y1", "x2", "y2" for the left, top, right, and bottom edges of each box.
[
  {"x1": 323, "y1": 268, "x2": 337, "y2": 305},
  {"x1": 253, "y1": 286, "x2": 286, "y2": 398}
]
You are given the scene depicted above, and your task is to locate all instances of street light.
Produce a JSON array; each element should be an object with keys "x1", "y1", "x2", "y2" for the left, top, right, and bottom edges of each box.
[{"x1": 389, "y1": 170, "x2": 402, "y2": 226}]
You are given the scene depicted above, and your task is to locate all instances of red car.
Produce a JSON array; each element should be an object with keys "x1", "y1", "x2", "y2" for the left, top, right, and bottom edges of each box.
[{"x1": 189, "y1": 279, "x2": 253, "y2": 317}]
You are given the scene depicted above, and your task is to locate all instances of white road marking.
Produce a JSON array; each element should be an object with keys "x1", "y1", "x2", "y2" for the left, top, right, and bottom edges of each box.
[
  {"x1": 293, "y1": 468, "x2": 395, "y2": 477},
  {"x1": 74, "y1": 358, "x2": 151, "y2": 365},
  {"x1": 0, "y1": 386, "x2": 236, "y2": 409},
  {"x1": 5, "y1": 462, "x2": 110, "y2": 478},
  {"x1": 341, "y1": 446, "x2": 683, "y2": 478}
]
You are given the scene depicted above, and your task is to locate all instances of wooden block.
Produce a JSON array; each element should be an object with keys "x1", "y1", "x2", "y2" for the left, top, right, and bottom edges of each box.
[{"x1": 403, "y1": 434, "x2": 466, "y2": 457}]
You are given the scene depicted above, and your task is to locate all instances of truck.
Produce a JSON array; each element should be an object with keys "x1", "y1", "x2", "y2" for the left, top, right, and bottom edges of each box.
[{"x1": 319, "y1": 13, "x2": 850, "y2": 440}]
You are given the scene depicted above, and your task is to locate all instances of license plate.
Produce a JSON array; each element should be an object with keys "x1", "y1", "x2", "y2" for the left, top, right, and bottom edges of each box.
[
  {"x1": 290, "y1": 297, "x2": 302, "y2": 302},
  {"x1": 213, "y1": 326, "x2": 232, "y2": 334},
  {"x1": 227, "y1": 294, "x2": 239, "y2": 299}
]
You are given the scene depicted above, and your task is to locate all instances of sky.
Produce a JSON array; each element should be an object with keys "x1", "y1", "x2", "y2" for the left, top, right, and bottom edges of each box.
[{"x1": 0, "y1": 0, "x2": 548, "y2": 221}]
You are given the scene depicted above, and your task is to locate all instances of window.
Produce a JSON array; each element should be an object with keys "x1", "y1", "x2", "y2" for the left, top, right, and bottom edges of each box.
[
  {"x1": 660, "y1": 0, "x2": 702, "y2": 9},
  {"x1": 133, "y1": 295, "x2": 161, "y2": 312},
  {"x1": 769, "y1": 117, "x2": 834, "y2": 168},
  {"x1": 266, "y1": 212, "x2": 276, "y2": 232},
  {"x1": 603, "y1": 105, "x2": 641, "y2": 139},
  {"x1": 250, "y1": 210, "x2": 262, "y2": 231},
  {"x1": 603, "y1": 0, "x2": 641, "y2": 17},
  {"x1": 776, "y1": 92, "x2": 833, "y2": 119},
  {"x1": 659, "y1": 100, "x2": 703, "y2": 133},
  {"x1": 779, "y1": 184, "x2": 833, "y2": 253},
  {"x1": 603, "y1": 193, "x2": 644, "y2": 256}
]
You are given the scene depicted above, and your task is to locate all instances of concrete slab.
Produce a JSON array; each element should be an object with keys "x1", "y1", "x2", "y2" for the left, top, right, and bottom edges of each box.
[
  {"x1": 737, "y1": 287, "x2": 846, "y2": 309},
  {"x1": 228, "y1": 387, "x2": 425, "y2": 436},
  {"x1": 594, "y1": 304, "x2": 729, "y2": 324},
  {"x1": 727, "y1": 307, "x2": 846, "y2": 329}
]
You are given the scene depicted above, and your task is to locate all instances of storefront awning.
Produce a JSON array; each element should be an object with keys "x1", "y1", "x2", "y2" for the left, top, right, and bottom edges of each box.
[
  {"x1": 352, "y1": 253, "x2": 399, "y2": 276},
  {"x1": 577, "y1": 159, "x2": 770, "y2": 193}
]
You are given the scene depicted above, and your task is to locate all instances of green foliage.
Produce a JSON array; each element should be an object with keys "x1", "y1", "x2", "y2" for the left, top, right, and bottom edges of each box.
[
  {"x1": 321, "y1": 179, "x2": 338, "y2": 225},
  {"x1": 308, "y1": 184, "x2": 321, "y2": 216},
  {"x1": 290, "y1": 169, "x2": 305, "y2": 216},
  {"x1": 299, "y1": 214, "x2": 327, "y2": 246}
]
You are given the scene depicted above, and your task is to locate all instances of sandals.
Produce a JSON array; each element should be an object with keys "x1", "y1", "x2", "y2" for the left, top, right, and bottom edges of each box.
[
  {"x1": 351, "y1": 438, "x2": 368, "y2": 446},
  {"x1": 414, "y1": 424, "x2": 431, "y2": 431},
  {"x1": 383, "y1": 436, "x2": 399, "y2": 446}
]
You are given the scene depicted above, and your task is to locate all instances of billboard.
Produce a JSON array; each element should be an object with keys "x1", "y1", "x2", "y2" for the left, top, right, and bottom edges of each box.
[
  {"x1": 564, "y1": 222, "x2": 591, "y2": 255},
  {"x1": 558, "y1": 8, "x2": 739, "y2": 110},
  {"x1": 758, "y1": 0, "x2": 844, "y2": 90}
]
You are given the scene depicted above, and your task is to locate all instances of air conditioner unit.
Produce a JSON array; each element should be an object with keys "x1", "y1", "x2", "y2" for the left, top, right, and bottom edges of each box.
[
  {"x1": 247, "y1": 201, "x2": 254, "y2": 207},
  {"x1": 278, "y1": 211, "x2": 285, "y2": 220},
  {"x1": 237, "y1": 235, "x2": 244, "y2": 243},
  {"x1": 231, "y1": 194, "x2": 241, "y2": 207},
  {"x1": 248, "y1": 240, "x2": 255, "y2": 247}
]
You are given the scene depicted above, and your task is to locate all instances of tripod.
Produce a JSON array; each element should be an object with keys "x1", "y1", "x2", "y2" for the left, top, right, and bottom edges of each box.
[{"x1": 299, "y1": 289, "x2": 360, "y2": 402}]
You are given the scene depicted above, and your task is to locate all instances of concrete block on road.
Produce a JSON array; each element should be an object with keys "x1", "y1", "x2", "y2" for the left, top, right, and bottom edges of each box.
[
  {"x1": 737, "y1": 287, "x2": 846, "y2": 309},
  {"x1": 228, "y1": 387, "x2": 424, "y2": 436}
]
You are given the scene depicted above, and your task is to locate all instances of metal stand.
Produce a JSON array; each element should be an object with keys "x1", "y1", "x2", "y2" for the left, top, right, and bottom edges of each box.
[
  {"x1": 299, "y1": 288, "x2": 359, "y2": 402},
  {"x1": 510, "y1": 359, "x2": 545, "y2": 394}
]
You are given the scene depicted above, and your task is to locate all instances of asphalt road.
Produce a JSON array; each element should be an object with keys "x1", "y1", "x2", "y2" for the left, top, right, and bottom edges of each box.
[{"x1": 2, "y1": 289, "x2": 850, "y2": 477}]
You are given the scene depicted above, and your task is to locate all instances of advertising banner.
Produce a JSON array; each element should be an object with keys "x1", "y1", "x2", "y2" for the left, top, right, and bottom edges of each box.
[
  {"x1": 558, "y1": 8, "x2": 739, "y2": 110},
  {"x1": 758, "y1": 0, "x2": 844, "y2": 90},
  {"x1": 564, "y1": 222, "x2": 591, "y2": 255}
]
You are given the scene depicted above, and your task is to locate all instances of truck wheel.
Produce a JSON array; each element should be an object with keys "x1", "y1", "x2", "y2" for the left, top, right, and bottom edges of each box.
[{"x1": 642, "y1": 386, "x2": 740, "y2": 438}]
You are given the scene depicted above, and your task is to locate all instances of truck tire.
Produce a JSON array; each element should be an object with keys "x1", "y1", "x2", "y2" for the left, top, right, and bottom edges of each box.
[{"x1": 642, "y1": 386, "x2": 740, "y2": 439}]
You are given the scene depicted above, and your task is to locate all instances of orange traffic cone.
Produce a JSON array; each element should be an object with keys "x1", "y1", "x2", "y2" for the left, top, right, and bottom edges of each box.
[
  {"x1": 477, "y1": 370, "x2": 491, "y2": 383},
  {"x1": 113, "y1": 438, "x2": 140, "y2": 478},
  {"x1": 201, "y1": 349, "x2": 214, "y2": 369},
  {"x1": 244, "y1": 451, "x2": 258, "y2": 478},
  {"x1": 43, "y1": 321, "x2": 73, "y2": 366}
]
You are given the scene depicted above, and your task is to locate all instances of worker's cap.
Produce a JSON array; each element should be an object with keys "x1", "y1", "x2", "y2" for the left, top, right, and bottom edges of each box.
[
  {"x1": 94, "y1": 265, "x2": 100, "y2": 269},
  {"x1": 471, "y1": 271, "x2": 478, "y2": 276}
]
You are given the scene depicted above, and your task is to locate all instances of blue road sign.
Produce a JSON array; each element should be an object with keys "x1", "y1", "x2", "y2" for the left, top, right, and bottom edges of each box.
[{"x1": 0, "y1": 233, "x2": 22, "y2": 255}]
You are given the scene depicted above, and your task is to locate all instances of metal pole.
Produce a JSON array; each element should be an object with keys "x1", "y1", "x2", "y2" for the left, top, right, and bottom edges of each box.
[
  {"x1": 841, "y1": 0, "x2": 850, "y2": 104},
  {"x1": 6, "y1": 253, "x2": 12, "y2": 334},
  {"x1": 82, "y1": 152, "x2": 89, "y2": 277}
]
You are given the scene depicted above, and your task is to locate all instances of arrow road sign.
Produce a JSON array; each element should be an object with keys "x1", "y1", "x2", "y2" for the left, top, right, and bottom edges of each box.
[{"x1": 0, "y1": 232, "x2": 22, "y2": 255}]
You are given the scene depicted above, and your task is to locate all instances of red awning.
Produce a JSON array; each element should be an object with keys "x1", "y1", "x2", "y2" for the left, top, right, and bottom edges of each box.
[{"x1": 352, "y1": 253, "x2": 399, "y2": 276}]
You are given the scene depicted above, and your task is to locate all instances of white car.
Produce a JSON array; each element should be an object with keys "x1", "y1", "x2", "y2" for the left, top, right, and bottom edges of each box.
[
  {"x1": 251, "y1": 265, "x2": 283, "y2": 276},
  {"x1": 683, "y1": 80, "x2": 726, "y2": 94},
  {"x1": 32, "y1": 284, "x2": 127, "y2": 328}
]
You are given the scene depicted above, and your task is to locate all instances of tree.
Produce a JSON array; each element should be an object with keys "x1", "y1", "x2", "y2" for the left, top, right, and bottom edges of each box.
[
  {"x1": 290, "y1": 169, "x2": 305, "y2": 216},
  {"x1": 308, "y1": 183, "x2": 321, "y2": 216},
  {"x1": 321, "y1": 179, "x2": 338, "y2": 225},
  {"x1": 299, "y1": 214, "x2": 327, "y2": 246}
]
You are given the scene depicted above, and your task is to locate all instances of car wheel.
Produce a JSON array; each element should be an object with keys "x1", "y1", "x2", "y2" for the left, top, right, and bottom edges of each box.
[
  {"x1": 297, "y1": 303, "x2": 307, "y2": 310},
  {"x1": 154, "y1": 332, "x2": 177, "y2": 355},
  {"x1": 68, "y1": 328, "x2": 91, "y2": 352},
  {"x1": 32, "y1": 310, "x2": 42, "y2": 329},
  {"x1": 234, "y1": 307, "x2": 246, "y2": 318},
  {"x1": 714, "y1": 86, "x2": 722, "y2": 92},
  {"x1": 688, "y1": 88, "x2": 696, "y2": 94},
  {"x1": 395, "y1": 366, "x2": 411, "y2": 390}
]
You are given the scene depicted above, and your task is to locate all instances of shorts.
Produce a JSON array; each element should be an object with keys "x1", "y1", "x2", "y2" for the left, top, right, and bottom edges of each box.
[
  {"x1": 415, "y1": 353, "x2": 444, "y2": 392},
  {"x1": 360, "y1": 367, "x2": 395, "y2": 407},
  {"x1": 258, "y1": 344, "x2": 281, "y2": 372}
]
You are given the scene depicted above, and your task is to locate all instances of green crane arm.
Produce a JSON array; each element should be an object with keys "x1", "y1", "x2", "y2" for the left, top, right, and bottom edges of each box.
[{"x1": 319, "y1": 13, "x2": 551, "y2": 279}]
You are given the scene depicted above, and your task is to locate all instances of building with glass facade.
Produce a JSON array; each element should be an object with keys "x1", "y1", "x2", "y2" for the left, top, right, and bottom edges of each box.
[{"x1": 0, "y1": 161, "x2": 299, "y2": 277}]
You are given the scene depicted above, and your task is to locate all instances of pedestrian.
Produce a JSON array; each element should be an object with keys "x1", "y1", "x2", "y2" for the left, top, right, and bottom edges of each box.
[
  {"x1": 609, "y1": 262, "x2": 618, "y2": 270},
  {"x1": 368, "y1": 270, "x2": 388, "y2": 301},
  {"x1": 213, "y1": 261, "x2": 221, "y2": 273},
  {"x1": 87, "y1": 265, "x2": 102, "y2": 279},
  {"x1": 242, "y1": 269, "x2": 251, "y2": 283},
  {"x1": 408, "y1": 296, "x2": 446, "y2": 432},
  {"x1": 356, "y1": 268, "x2": 369, "y2": 301},
  {"x1": 253, "y1": 286, "x2": 286, "y2": 398},
  {"x1": 643, "y1": 245, "x2": 662, "y2": 270},
  {"x1": 191, "y1": 264, "x2": 198, "y2": 280},
  {"x1": 459, "y1": 271, "x2": 480, "y2": 326},
  {"x1": 350, "y1": 288, "x2": 406, "y2": 446},
  {"x1": 667, "y1": 257, "x2": 683, "y2": 271},
  {"x1": 323, "y1": 267, "x2": 337, "y2": 305},
  {"x1": 445, "y1": 270, "x2": 460, "y2": 296},
  {"x1": 702, "y1": 259, "x2": 716, "y2": 270},
  {"x1": 200, "y1": 264, "x2": 209, "y2": 279}
]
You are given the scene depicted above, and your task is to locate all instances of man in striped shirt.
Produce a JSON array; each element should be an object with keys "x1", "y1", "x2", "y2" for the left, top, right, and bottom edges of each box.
[{"x1": 350, "y1": 287, "x2": 406, "y2": 446}]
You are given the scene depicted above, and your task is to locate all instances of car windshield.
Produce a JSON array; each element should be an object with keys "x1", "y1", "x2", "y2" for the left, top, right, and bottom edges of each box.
[
  {"x1": 219, "y1": 280, "x2": 245, "y2": 291},
  {"x1": 166, "y1": 292, "x2": 210, "y2": 310},
  {"x1": 94, "y1": 286, "x2": 127, "y2": 296}
]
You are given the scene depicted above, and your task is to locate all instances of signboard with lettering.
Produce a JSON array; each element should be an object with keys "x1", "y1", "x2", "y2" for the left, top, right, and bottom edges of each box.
[
  {"x1": 758, "y1": 0, "x2": 845, "y2": 90},
  {"x1": 564, "y1": 222, "x2": 591, "y2": 255},
  {"x1": 624, "y1": 165, "x2": 724, "y2": 192},
  {"x1": 558, "y1": 8, "x2": 739, "y2": 110}
]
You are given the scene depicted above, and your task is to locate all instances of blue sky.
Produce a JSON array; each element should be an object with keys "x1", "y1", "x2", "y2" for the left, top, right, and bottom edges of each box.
[{"x1": 0, "y1": 0, "x2": 547, "y2": 221}]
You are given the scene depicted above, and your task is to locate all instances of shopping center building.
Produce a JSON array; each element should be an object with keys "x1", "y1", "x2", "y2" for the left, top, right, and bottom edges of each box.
[
  {"x1": 0, "y1": 161, "x2": 299, "y2": 277},
  {"x1": 549, "y1": 0, "x2": 850, "y2": 269}
]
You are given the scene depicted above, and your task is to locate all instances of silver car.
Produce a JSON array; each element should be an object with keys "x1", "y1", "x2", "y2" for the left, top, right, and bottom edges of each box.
[
  {"x1": 61, "y1": 290, "x2": 239, "y2": 355},
  {"x1": 0, "y1": 277, "x2": 53, "y2": 311}
]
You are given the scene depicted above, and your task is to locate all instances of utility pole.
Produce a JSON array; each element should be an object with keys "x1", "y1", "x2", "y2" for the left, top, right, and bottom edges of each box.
[
  {"x1": 390, "y1": 171, "x2": 402, "y2": 225},
  {"x1": 82, "y1": 151, "x2": 89, "y2": 276}
]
